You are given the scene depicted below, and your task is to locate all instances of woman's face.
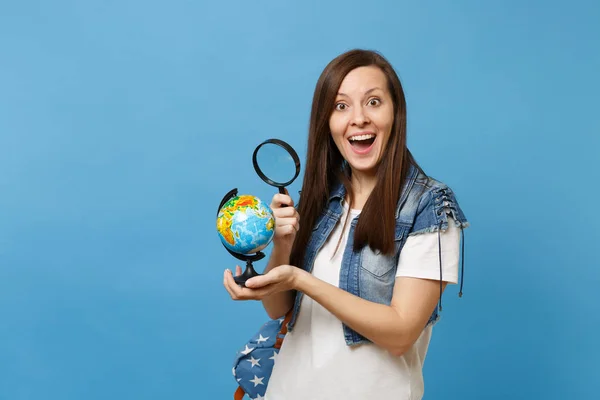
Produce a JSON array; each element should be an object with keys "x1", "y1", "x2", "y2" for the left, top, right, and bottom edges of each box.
[{"x1": 329, "y1": 66, "x2": 394, "y2": 175}]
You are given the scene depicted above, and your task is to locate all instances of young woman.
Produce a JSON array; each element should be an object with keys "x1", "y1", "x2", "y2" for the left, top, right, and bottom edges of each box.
[{"x1": 223, "y1": 49, "x2": 469, "y2": 400}]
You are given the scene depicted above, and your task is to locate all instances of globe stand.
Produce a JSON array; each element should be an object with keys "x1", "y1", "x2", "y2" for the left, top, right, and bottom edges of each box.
[
  {"x1": 217, "y1": 188, "x2": 265, "y2": 288},
  {"x1": 232, "y1": 252, "x2": 265, "y2": 287}
]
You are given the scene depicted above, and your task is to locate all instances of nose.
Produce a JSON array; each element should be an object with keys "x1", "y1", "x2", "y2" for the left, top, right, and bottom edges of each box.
[{"x1": 351, "y1": 106, "x2": 369, "y2": 126}]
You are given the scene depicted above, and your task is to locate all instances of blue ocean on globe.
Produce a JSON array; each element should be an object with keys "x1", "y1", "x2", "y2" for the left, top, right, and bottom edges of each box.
[{"x1": 216, "y1": 195, "x2": 275, "y2": 255}]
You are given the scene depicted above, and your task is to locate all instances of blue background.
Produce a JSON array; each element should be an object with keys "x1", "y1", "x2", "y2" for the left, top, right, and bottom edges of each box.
[{"x1": 1, "y1": 0, "x2": 599, "y2": 399}]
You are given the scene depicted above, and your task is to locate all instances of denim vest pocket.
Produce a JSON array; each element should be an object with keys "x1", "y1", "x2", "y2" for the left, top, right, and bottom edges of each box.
[{"x1": 359, "y1": 228, "x2": 406, "y2": 278}]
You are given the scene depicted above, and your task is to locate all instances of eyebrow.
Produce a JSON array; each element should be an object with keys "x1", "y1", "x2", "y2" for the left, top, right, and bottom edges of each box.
[{"x1": 337, "y1": 87, "x2": 383, "y2": 97}]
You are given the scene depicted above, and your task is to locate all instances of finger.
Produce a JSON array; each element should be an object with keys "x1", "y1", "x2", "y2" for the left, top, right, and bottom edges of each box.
[
  {"x1": 223, "y1": 270, "x2": 239, "y2": 299},
  {"x1": 275, "y1": 217, "x2": 300, "y2": 229},
  {"x1": 224, "y1": 270, "x2": 267, "y2": 300},
  {"x1": 225, "y1": 271, "x2": 253, "y2": 300},
  {"x1": 246, "y1": 270, "x2": 280, "y2": 289},
  {"x1": 273, "y1": 208, "x2": 297, "y2": 220},
  {"x1": 275, "y1": 224, "x2": 298, "y2": 236},
  {"x1": 235, "y1": 265, "x2": 242, "y2": 276},
  {"x1": 271, "y1": 193, "x2": 294, "y2": 209},
  {"x1": 276, "y1": 223, "x2": 299, "y2": 235}
]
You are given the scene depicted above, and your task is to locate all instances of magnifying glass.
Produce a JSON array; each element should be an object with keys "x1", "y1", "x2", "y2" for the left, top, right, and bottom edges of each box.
[{"x1": 252, "y1": 138, "x2": 301, "y2": 197}]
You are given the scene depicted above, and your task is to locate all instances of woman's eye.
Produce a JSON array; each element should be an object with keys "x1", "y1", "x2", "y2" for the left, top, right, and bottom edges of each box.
[
  {"x1": 368, "y1": 98, "x2": 381, "y2": 106},
  {"x1": 335, "y1": 103, "x2": 347, "y2": 111}
]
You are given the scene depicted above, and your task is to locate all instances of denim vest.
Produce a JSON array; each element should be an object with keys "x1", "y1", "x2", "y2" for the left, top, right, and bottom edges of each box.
[{"x1": 287, "y1": 164, "x2": 469, "y2": 346}]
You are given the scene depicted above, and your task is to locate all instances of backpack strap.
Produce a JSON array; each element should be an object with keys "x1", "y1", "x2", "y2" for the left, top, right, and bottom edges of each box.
[
  {"x1": 275, "y1": 310, "x2": 292, "y2": 349},
  {"x1": 234, "y1": 386, "x2": 245, "y2": 400}
]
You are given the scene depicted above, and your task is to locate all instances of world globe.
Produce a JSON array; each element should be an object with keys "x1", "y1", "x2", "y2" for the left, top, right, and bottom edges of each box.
[{"x1": 216, "y1": 194, "x2": 275, "y2": 255}]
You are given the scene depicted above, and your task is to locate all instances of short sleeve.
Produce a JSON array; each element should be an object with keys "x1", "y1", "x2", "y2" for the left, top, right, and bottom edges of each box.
[
  {"x1": 396, "y1": 217, "x2": 461, "y2": 284},
  {"x1": 409, "y1": 184, "x2": 469, "y2": 236}
]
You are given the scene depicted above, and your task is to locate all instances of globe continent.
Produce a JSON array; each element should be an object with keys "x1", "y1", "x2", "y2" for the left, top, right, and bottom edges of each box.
[{"x1": 216, "y1": 194, "x2": 275, "y2": 255}]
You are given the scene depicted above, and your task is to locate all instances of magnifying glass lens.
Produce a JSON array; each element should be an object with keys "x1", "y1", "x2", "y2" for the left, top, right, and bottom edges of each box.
[{"x1": 255, "y1": 142, "x2": 298, "y2": 186}]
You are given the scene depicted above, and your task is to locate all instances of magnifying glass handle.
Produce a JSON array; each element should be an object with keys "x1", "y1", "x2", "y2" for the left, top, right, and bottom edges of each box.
[{"x1": 278, "y1": 186, "x2": 289, "y2": 207}]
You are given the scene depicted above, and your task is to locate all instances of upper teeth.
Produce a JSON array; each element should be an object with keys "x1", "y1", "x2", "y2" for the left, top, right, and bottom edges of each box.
[{"x1": 349, "y1": 134, "x2": 375, "y2": 141}]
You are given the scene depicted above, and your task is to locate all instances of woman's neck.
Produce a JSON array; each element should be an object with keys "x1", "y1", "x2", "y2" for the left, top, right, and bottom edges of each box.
[{"x1": 347, "y1": 169, "x2": 377, "y2": 210}]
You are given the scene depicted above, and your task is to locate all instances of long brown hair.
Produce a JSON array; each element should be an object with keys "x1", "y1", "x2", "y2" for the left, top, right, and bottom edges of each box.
[{"x1": 290, "y1": 49, "x2": 422, "y2": 269}]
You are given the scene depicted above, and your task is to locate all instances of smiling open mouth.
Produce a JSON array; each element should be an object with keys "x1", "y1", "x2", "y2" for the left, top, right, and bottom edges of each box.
[{"x1": 349, "y1": 134, "x2": 376, "y2": 151}]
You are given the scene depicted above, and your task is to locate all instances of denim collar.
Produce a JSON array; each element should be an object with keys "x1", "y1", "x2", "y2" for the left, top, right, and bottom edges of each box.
[{"x1": 328, "y1": 179, "x2": 346, "y2": 202}]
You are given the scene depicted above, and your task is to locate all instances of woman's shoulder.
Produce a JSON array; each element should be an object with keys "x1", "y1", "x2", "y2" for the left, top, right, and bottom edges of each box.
[
  {"x1": 407, "y1": 171, "x2": 469, "y2": 236},
  {"x1": 413, "y1": 170, "x2": 451, "y2": 192}
]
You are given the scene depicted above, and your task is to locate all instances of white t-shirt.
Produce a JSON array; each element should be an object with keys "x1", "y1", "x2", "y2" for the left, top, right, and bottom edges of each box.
[{"x1": 265, "y1": 203, "x2": 461, "y2": 400}]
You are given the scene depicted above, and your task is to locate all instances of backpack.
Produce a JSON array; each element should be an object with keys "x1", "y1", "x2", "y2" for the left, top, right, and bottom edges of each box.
[{"x1": 232, "y1": 311, "x2": 292, "y2": 399}]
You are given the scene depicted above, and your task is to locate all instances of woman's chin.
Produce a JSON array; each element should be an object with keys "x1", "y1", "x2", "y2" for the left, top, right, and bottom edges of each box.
[{"x1": 345, "y1": 160, "x2": 379, "y2": 176}]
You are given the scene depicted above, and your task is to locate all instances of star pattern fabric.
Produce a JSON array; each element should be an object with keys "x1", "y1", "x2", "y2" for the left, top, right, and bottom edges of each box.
[
  {"x1": 232, "y1": 316, "x2": 288, "y2": 399},
  {"x1": 241, "y1": 345, "x2": 254, "y2": 355},
  {"x1": 256, "y1": 334, "x2": 269, "y2": 343},
  {"x1": 247, "y1": 356, "x2": 261, "y2": 368}
]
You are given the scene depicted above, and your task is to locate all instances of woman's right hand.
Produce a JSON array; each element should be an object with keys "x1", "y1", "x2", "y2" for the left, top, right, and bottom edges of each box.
[{"x1": 270, "y1": 190, "x2": 300, "y2": 252}]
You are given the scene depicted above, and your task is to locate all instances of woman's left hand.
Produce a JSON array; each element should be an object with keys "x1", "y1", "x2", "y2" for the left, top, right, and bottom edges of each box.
[{"x1": 223, "y1": 264, "x2": 300, "y2": 301}]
